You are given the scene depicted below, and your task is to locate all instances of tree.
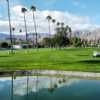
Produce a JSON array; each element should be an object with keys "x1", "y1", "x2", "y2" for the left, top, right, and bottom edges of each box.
[
  {"x1": 30, "y1": 6, "x2": 38, "y2": 48},
  {"x1": 46, "y1": 15, "x2": 52, "y2": 37},
  {"x1": 21, "y1": 7, "x2": 28, "y2": 43},
  {"x1": 61, "y1": 22, "x2": 64, "y2": 27},
  {"x1": 72, "y1": 37, "x2": 82, "y2": 47},
  {"x1": 69, "y1": 27, "x2": 72, "y2": 40},
  {"x1": 6, "y1": 0, "x2": 13, "y2": 53},
  {"x1": 52, "y1": 19, "x2": 56, "y2": 33},
  {"x1": 54, "y1": 25, "x2": 70, "y2": 48},
  {"x1": 42, "y1": 37, "x2": 51, "y2": 47},
  {"x1": 46, "y1": 15, "x2": 52, "y2": 47},
  {"x1": 52, "y1": 19, "x2": 56, "y2": 24},
  {"x1": 12, "y1": 27, "x2": 16, "y2": 45},
  {"x1": 1, "y1": 42, "x2": 9, "y2": 48}
]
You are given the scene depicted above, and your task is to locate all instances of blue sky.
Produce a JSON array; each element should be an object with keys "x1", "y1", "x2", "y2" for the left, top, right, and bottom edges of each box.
[{"x1": 0, "y1": 0, "x2": 100, "y2": 34}]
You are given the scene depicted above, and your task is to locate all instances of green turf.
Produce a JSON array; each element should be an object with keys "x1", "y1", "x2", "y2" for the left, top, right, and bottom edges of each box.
[{"x1": 0, "y1": 48, "x2": 100, "y2": 72}]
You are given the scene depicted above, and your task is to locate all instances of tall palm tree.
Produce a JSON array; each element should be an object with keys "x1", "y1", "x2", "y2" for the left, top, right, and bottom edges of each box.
[
  {"x1": 56, "y1": 22, "x2": 60, "y2": 32},
  {"x1": 69, "y1": 27, "x2": 72, "y2": 41},
  {"x1": 46, "y1": 15, "x2": 52, "y2": 48},
  {"x1": 21, "y1": 7, "x2": 28, "y2": 43},
  {"x1": 30, "y1": 6, "x2": 38, "y2": 48},
  {"x1": 46, "y1": 15, "x2": 52, "y2": 38},
  {"x1": 19, "y1": 29, "x2": 22, "y2": 33},
  {"x1": 52, "y1": 19, "x2": 56, "y2": 24},
  {"x1": 52, "y1": 19, "x2": 56, "y2": 33},
  {"x1": 61, "y1": 22, "x2": 64, "y2": 27},
  {"x1": 6, "y1": 0, "x2": 13, "y2": 54},
  {"x1": 12, "y1": 27, "x2": 15, "y2": 45},
  {"x1": 57, "y1": 22, "x2": 60, "y2": 26}
]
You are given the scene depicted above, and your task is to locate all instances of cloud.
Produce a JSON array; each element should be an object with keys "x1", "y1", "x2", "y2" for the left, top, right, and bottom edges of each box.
[
  {"x1": 13, "y1": 76, "x2": 80, "y2": 96},
  {"x1": 72, "y1": 0, "x2": 86, "y2": 9},
  {"x1": 0, "y1": 5, "x2": 98, "y2": 35}
]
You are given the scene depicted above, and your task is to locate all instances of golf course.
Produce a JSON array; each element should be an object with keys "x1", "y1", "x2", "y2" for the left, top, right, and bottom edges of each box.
[{"x1": 0, "y1": 48, "x2": 100, "y2": 72}]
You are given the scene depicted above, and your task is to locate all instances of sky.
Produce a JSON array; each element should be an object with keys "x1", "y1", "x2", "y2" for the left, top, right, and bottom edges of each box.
[{"x1": 0, "y1": 0, "x2": 100, "y2": 35}]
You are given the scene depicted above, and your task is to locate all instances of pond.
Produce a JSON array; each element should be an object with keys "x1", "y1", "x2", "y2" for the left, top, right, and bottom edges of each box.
[{"x1": 0, "y1": 71, "x2": 100, "y2": 100}]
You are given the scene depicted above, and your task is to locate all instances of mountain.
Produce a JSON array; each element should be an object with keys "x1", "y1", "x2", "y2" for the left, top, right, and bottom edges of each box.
[
  {"x1": 0, "y1": 33, "x2": 50, "y2": 41},
  {"x1": 73, "y1": 28, "x2": 100, "y2": 41},
  {"x1": 0, "y1": 33, "x2": 9, "y2": 41}
]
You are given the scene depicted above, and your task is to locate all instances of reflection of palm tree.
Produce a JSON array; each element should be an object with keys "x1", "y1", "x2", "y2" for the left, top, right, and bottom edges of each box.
[
  {"x1": 30, "y1": 6, "x2": 38, "y2": 48},
  {"x1": 35, "y1": 74, "x2": 38, "y2": 100},
  {"x1": 11, "y1": 72, "x2": 14, "y2": 100},
  {"x1": 26, "y1": 71, "x2": 29, "y2": 100},
  {"x1": 48, "y1": 76, "x2": 54, "y2": 93},
  {"x1": 48, "y1": 77, "x2": 58, "y2": 93},
  {"x1": 6, "y1": 0, "x2": 13, "y2": 54},
  {"x1": 21, "y1": 7, "x2": 28, "y2": 43}
]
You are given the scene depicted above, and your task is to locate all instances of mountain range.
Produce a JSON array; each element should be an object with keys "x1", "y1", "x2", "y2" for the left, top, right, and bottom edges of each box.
[{"x1": 0, "y1": 29, "x2": 100, "y2": 41}]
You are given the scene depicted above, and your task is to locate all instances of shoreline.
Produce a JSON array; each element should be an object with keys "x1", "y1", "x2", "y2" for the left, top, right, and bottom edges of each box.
[
  {"x1": 34, "y1": 70, "x2": 100, "y2": 78},
  {"x1": 1, "y1": 70, "x2": 100, "y2": 78}
]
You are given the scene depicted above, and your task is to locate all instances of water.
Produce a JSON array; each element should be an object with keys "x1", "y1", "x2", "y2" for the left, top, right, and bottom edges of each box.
[{"x1": 0, "y1": 71, "x2": 100, "y2": 100}]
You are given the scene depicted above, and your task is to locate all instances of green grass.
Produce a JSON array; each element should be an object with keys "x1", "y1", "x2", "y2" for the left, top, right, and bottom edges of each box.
[{"x1": 0, "y1": 48, "x2": 100, "y2": 72}]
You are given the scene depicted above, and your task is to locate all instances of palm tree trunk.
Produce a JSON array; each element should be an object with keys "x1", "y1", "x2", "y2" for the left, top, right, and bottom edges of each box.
[
  {"x1": 12, "y1": 31, "x2": 15, "y2": 45},
  {"x1": 48, "y1": 20, "x2": 51, "y2": 48},
  {"x1": 32, "y1": 12, "x2": 38, "y2": 48},
  {"x1": 7, "y1": 0, "x2": 13, "y2": 54},
  {"x1": 24, "y1": 13, "x2": 28, "y2": 43}
]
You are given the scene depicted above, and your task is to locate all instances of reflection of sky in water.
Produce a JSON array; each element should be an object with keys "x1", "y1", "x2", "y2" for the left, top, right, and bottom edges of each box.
[
  {"x1": 0, "y1": 76, "x2": 79, "y2": 96},
  {"x1": 0, "y1": 76, "x2": 100, "y2": 100},
  {"x1": 13, "y1": 76, "x2": 79, "y2": 96}
]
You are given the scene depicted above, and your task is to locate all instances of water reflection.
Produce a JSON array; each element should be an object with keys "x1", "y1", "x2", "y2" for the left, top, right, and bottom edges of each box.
[{"x1": 0, "y1": 71, "x2": 100, "y2": 100}]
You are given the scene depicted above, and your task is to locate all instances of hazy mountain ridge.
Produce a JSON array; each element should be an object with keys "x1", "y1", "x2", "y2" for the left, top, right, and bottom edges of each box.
[
  {"x1": 0, "y1": 29, "x2": 100, "y2": 41},
  {"x1": 0, "y1": 33, "x2": 50, "y2": 41}
]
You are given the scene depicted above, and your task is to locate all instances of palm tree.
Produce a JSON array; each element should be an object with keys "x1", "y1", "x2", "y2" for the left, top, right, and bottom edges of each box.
[
  {"x1": 19, "y1": 29, "x2": 22, "y2": 33},
  {"x1": 21, "y1": 7, "x2": 28, "y2": 43},
  {"x1": 52, "y1": 19, "x2": 56, "y2": 24},
  {"x1": 6, "y1": 0, "x2": 13, "y2": 54},
  {"x1": 56, "y1": 22, "x2": 60, "y2": 32},
  {"x1": 30, "y1": 6, "x2": 38, "y2": 48},
  {"x1": 12, "y1": 27, "x2": 15, "y2": 45},
  {"x1": 52, "y1": 19, "x2": 56, "y2": 33},
  {"x1": 69, "y1": 27, "x2": 72, "y2": 42},
  {"x1": 46, "y1": 15, "x2": 52, "y2": 48},
  {"x1": 61, "y1": 22, "x2": 64, "y2": 27},
  {"x1": 57, "y1": 22, "x2": 60, "y2": 26},
  {"x1": 46, "y1": 15, "x2": 52, "y2": 38}
]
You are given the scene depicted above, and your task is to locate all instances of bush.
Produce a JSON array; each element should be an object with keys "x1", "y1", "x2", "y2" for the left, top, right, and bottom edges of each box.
[{"x1": 0, "y1": 42, "x2": 9, "y2": 48}]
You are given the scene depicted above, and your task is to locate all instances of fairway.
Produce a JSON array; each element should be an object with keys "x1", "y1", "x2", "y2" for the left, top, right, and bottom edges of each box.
[{"x1": 0, "y1": 48, "x2": 100, "y2": 72}]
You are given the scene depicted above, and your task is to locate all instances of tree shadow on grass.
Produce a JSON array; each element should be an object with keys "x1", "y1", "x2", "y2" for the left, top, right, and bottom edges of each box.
[
  {"x1": 0, "y1": 55, "x2": 10, "y2": 58},
  {"x1": 77, "y1": 54, "x2": 89, "y2": 57},
  {"x1": 79, "y1": 60, "x2": 100, "y2": 64}
]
